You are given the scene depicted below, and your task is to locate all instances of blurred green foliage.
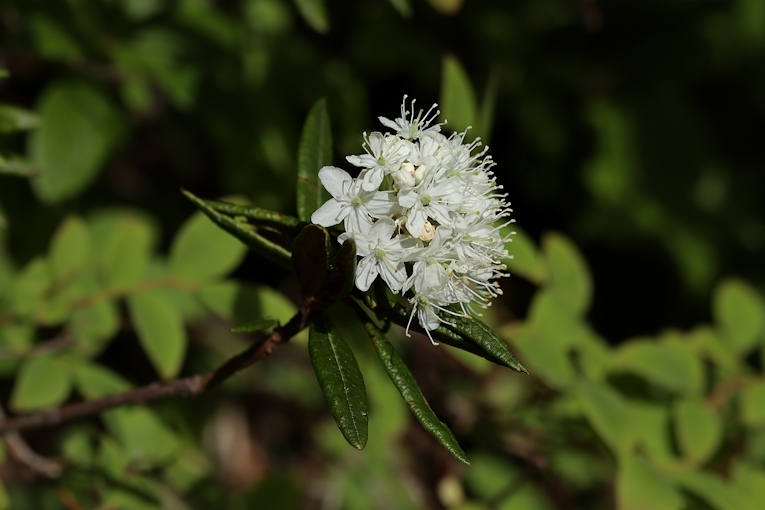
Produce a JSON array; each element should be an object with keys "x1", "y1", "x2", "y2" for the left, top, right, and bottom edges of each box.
[{"x1": 2, "y1": 0, "x2": 765, "y2": 509}]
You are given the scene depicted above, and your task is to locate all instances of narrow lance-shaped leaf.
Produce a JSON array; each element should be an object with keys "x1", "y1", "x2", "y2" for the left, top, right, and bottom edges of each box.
[
  {"x1": 363, "y1": 316, "x2": 470, "y2": 465},
  {"x1": 297, "y1": 98, "x2": 332, "y2": 222},
  {"x1": 444, "y1": 315, "x2": 528, "y2": 374},
  {"x1": 292, "y1": 224, "x2": 331, "y2": 300},
  {"x1": 182, "y1": 189, "x2": 291, "y2": 267},
  {"x1": 198, "y1": 197, "x2": 303, "y2": 232},
  {"x1": 309, "y1": 313, "x2": 368, "y2": 450}
]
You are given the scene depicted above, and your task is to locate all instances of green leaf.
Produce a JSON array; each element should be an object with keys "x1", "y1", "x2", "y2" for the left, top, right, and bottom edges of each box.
[
  {"x1": 292, "y1": 224, "x2": 331, "y2": 299},
  {"x1": 11, "y1": 257, "x2": 51, "y2": 317},
  {"x1": 673, "y1": 470, "x2": 747, "y2": 510},
  {"x1": 617, "y1": 454, "x2": 684, "y2": 510},
  {"x1": 363, "y1": 317, "x2": 470, "y2": 465},
  {"x1": 169, "y1": 212, "x2": 247, "y2": 282},
  {"x1": 387, "y1": 0, "x2": 412, "y2": 17},
  {"x1": 440, "y1": 54, "x2": 478, "y2": 135},
  {"x1": 99, "y1": 216, "x2": 154, "y2": 287},
  {"x1": 30, "y1": 80, "x2": 126, "y2": 203},
  {"x1": 199, "y1": 198, "x2": 302, "y2": 231},
  {"x1": 50, "y1": 216, "x2": 91, "y2": 282},
  {"x1": 182, "y1": 190, "x2": 292, "y2": 267},
  {"x1": 293, "y1": 0, "x2": 330, "y2": 33},
  {"x1": 297, "y1": 98, "x2": 332, "y2": 222},
  {"x1": 74, "y1": 363, "x2": 131, "y2": 400},
  {"x1": 577, "y1": 381, "x2": 632, "y2": 453},
  {"x1": 69, "y1": 299, "x2": 120, "y2": 356},
  {"x1": 713, "y1": 278, "x2": 765, "y2": 355},
  {"x1": 673, "y1": 397, "x2": 721, "y2": 464},
  {"x1": 231, "y1": 318, "x2": 279, "y2": 333},
  {"x1": 11, "y1": 356, "x2": 72, "y2": 412},
  {"x1": 502, "y1": 225, "x2": 546, "y2": 285},
  {"x1": 0, "y1": 104, "x2": 40, "y2": 133},
  {"x1": 444, "y1": 315, "x2": 527, "y2": 373},
  {"x1": 128, "y1": 291, "x2": 187, "y2": 379},
  {"x1": 740, "y1": 381, "x2": 765, "y2": 428},
  {"x1": 309, "y1": 313, "x2": 368, "y2": 450},
  {"x1": 611, "y1": 337, "x2": 703, "y2": 394},
  {"x1": 322, "y1": 238, "x2": 357, "y2": 302},
  {"x1": 108, "y1": 407, "x2": 179, "y2": 468},
  {"x1": 543, "y1": 233, "x2": 592, "y2": 316}
]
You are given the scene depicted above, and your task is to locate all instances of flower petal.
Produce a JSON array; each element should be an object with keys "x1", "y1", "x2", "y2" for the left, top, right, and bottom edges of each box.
[
  {"x1": 318, "y1": 166, "x2": 353, "y2": 198},
  {"x1": 311, "y1": 199, "x2": 347, "y2": 227},
  {"x1": 355, "y1": 255, "x2": 379, "y2": 292}
]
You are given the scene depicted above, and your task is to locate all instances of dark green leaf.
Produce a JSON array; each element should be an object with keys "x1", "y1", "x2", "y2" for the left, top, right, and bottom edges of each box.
[
  {"x1": 128, "y1": 291, "x2": 187, "y2": 379},
  {"x1": 297, "y1": 98, "x2": 332, "y2": 222},
  {"x1": 444, "y1": 315, "x2": 527, "y2": 373},
  {"x1": 363, "y1": 317, "x2": 470, "y2": 465},
  {"x1": 309, "y1": 313, "x2": 368, "y2": 450},
  {"x1": 292, "y1": 224, "x2": 331, "y2": 300},
  {"x1": 182, "y1": 190, "x2": 292, "y2": 267},
  {"x1": 30, "y1": 80, "x2": 126, "y2": 203},
  {"x1": 201, "y1": 198, "x2": 302, "y2": 232},
  {"x1": 321, "y1": 238, "x2": 357, "y2": 302}
]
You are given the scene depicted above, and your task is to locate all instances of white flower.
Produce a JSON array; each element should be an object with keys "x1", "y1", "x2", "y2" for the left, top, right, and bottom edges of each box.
[
  {"x1": 311, "y1": 166, "x2": 395, "y2": 235},
  {"x1": 313, "y1": 97, "x2": 513, "y2": 340},
  {"x1": 350, "y1": 218, "x2": 410, "y2": 292}
]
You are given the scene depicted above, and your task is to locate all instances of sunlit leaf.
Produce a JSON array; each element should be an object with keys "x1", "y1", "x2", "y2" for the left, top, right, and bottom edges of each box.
[
  {"x1": 543, "y1": 233, "x2": 592, "y2": 316},
  {"x1": 673, "y1": 470, "x2": 747, "y2": 510},
  {"x1": 617, "y1": 453, "x2": 683, "y2": 510},
  {"x1": 30, "y1": 80, "x2": 126, "y2": 203},
  {"x1": 610, "y1": 337, "x2": 702, "y2": 394},
  {"x1": 74, "y1": 363, "x2": 131, "y2": 400},
  {"x1": 0, "y1": 104, "x2": 40, "y2": 132},
  {"x1": 297, "y1": 98, "x2": 332, "y2": 222},
  {"x1": 293, "y1": 0, "x2": 330, "y2": 33},
  {"x1": 674, "y1": 397, "x2": 721, "y2": 464},
  {"x1": 128, "y1": 291, "x2": 187, "y2": 379},
  {"x1": 502, "y1": 225, "x2": 546, "y2": 285},
  {"x1": 11, "y1": 356, "x2": 72, "y2": 412},
  {"x1": 309, "y1": 313, "x2": 368, "y2": 450},
  {"x1": 577, "y1": 381, "x2": 632, "y2": 453},
  {"x1": 99, "y1": 217, "x2": 154, "y2": 287},
  {"x1": 440, "y1": 54, "x2": 477, "y2": 135},
  {"x1": 713, "y1": 278, "x2": 765, "y2": 355},
  {"x1": 169, "y1": 212, "x2": 247, "y2": 283},
  {"x1": 50, "y1": 216, "x2": 91, "y2": 282},
  {"x1": 364, "y1": 318, "x2": 470, "y2": 465},
  {"x1": 740, "y1": 381, "x2": 765, "y2": 428}
]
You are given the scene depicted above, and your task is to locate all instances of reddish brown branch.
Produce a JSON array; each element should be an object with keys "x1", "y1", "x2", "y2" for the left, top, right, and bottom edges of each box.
[{"x1": 0, "y1": 309, "x2": 311, "y2": 434}]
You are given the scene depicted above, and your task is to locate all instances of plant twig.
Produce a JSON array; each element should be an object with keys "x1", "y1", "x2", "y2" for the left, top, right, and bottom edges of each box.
[
  {"x1": 0, "y1": 405, "x2": 63, "y2": 478},
  {"x1": 0, "y1": 308, "x2": 312, "y2": 434}
]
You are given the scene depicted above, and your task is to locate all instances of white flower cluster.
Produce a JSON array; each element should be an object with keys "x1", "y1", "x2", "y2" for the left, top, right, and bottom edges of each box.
[{"x1": 311, "y1": 96, "x2": 513, "y2": 343}]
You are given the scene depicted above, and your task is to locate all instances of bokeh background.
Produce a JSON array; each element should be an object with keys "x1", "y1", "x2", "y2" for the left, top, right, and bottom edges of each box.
[{"x1": 1, "y1": 0, "x2": 765, "y2": 509}]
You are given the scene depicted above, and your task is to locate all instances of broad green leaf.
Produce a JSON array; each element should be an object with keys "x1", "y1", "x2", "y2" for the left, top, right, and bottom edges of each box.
[
  {"x1": 740, "y1": 381, "x2": 765, "y2": 428},
  {"x1": 577, "y1": 381, "x2": 632, "y2": 453},
  {"x1": 674, "y1": 397, "x2": 721, "y2": 464},
  {"x1": 628, "y1": 402, "x2": 675, "y2": 467},
  {"x1": 169, "y1": 212, "x2": 247, "y2": 282},
  {"x1": 309, "y1": 313, "x2": 368, "y2": 450},
  {"x1": 440, "y1": 54, "x2": 477, "y2": 135},
  {"x1": 731, "y1": 462, "x2": 765, "y2": 510},
  {"x1": 61, "y1": 429, "x2": 96, "y2": 468},
  {"x1": 611, "y1": 337, "x2": 702, "y2": 394},
  {"x1": 617, "y1": 454, "x2": 683, "y2": 510},
  {"x1": 507, "y1": 323, "x2": 574, "y2": 388},
  {"x1": 297, "y1": 98, "x2": 332, "y2": 222},
  {"x1": 544, "y1": 233, "x2": 592, "y2": 316},
  {"x1": 28, "y1": 15, "x2": 84, "y2": 61},
  {"x1": 183, "y1": 190, "x2": 292, "y2": 267},
  {"x1": 128, "y1": 291, "x2": 187, "y2": 379},
  {"x1": 74, "y1": 363, "x2": 131, "y2": 399},
  {"x1": 0, "y1": 104, "x2": 40, "y2": 132},
  {"x1": 673, "y1": 470, "x2": 747, "y2": 510},
  {"x1": 502, "y1": 225, "x2": 546, "y2": 284},
  {"x1": 99, "y1": 217, "x2": 154, "y2": 287},
  {"x1": 11, "y1": 356, "x2": 72, "y2": 412},
  {"x1": 364, "y1": 318, "x2": 469, "y2": 464},
  {"x1": 69, "y1": 299, "x2": 120, "y2": 356},
  {"x1": 12, "y1": 257, "x2": 52, "y2": 317},
  {"x1": 107, "y1": 407, "x2": 179, "y2": 468},
  {"x1": 293, "y1": 0, "x2": 330, "y2": 33},
  {"x1": 50, "y1": 216, "x2": 91, "y2": 282},
  {"x1": 444, "y1": 315, "x2": 527, "y2": 373},
  {"x1": 198, "y1": 281, "x2": 297, "y2": 325},
  {"x1": 0, "y1": 324, "x2": 33, "y2": 376},
  {"x1": 478, "y1": 65, "x2": 499, "y2": 143},
  {"x1": 30, "y1": 80, "x2": 126, "y2": 203},
  {"x1": 713, "y1": 278, "x2": 765, "y2": 354},
  {"x1": 292, "y1": 224, "x2": 330, "y2": 299}
]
